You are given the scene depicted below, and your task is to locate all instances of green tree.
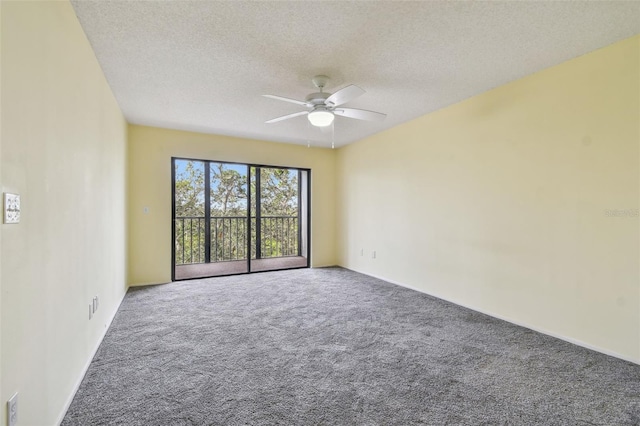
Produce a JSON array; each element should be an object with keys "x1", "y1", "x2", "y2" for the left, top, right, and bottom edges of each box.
[
  {"x1": 210, "y1": 164, "x2": 248, "y2": 261},
  {"x1": 174, "y1": 161, "x2": 205, "y2": 264},
  {"x1": 174, "y1": 161, "x2": 301, "y2": 264},
  {"x1": 260, "y1": 168, "x2": 298, "y2": 216},
  {"x1": 251, "y1": 167, "x2": 299, "y2": 258},
  {"x1": 175, "y1": 161, "x2": 204, "y2": 217},
  {"x1": 210, "y1": 163, "x2": 247, "y2": 216}
]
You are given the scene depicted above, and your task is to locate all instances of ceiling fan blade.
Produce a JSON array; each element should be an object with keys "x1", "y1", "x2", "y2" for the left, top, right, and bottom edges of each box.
[
  {"x1": 334, "y1": 107, "x2": 386, "y2": 122},
  {"x1": 263, "y1": 94, "x2": 311, "y2": 107},
  {"x1": 324, "y1": 85, "x2": 365, "y2": 107},
  {"x1": 265, "y1": 110, "x2": 308, "y2": 124}
]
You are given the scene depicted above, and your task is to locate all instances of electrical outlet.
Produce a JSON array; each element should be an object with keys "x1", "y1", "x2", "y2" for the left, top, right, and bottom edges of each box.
[
  {"x1": 372, "y1": 251, "x2": 376, "y2": 259},
  {"x1": 8, "y1": 392, "x2": 18, "y2": 426},
  {"x1": 89, "y1": 304, "x2": 93, "y2": 320},
  {"x1": 95, "y1": 295, "x2": 99, "y2": 310}
]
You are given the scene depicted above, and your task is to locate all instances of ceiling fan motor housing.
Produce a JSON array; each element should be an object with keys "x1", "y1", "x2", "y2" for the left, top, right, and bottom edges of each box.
[{"x1": 306, "y1": 92, "x2": 330, "y2": 106}]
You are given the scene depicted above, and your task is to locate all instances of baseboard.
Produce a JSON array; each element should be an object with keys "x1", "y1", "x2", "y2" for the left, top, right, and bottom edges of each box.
[
  {"x1": 344, "y1": 266, "x2": 640, "y2": 366},
  {"x1": 55, "y1": 287, "x2": 129, "y2": 425},
  {"x1": 129, "y1": 281, "x2": 170, "y2": 287}
]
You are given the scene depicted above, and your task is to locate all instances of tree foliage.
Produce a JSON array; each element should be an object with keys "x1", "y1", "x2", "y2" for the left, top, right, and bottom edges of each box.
[
  {"x1": 174, "y1": 160, "x2": 301, "y2": 265},
  {"x1": 211, "y1": 163, "x2": 247, "y2": 216},
  {"x1": 175, "y1": 161, "x2": 204, "y2": 217},
  {"x1": 257, "y1": 167, "x2": 298, "y2": 216}
]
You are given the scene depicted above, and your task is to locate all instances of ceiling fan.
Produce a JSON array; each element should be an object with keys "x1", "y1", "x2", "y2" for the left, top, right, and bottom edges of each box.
[{"x1": 263, "y1": 75, "x2": 386, "y2": 128}]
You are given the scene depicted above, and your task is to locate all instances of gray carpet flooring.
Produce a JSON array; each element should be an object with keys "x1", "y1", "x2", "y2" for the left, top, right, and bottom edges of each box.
[{"x1": 62, "y1": 267, "x2": 640, "y2": 425}]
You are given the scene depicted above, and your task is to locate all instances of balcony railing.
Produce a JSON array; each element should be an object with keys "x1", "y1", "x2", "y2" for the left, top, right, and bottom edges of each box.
[{"x1": 174, "y1": 215, "x2": 299, "y2": 265}]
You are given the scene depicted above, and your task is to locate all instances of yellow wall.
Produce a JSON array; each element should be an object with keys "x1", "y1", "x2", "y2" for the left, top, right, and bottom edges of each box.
[
  {"x1": 127, "y1": 125, "x2": 337, "y2": 286},
  {"x1": 1, "y1": 2, "x2": 128, "y2": 425},
  {"x1": 0, "y1": 2, "x2": 3, "y2": 421},
  {"x1": 336, "y1": 36, "x2": 640, "y2": 363}
]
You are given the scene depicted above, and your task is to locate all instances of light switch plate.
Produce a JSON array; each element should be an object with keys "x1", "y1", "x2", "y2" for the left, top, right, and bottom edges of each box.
[{"x1": 4, "y1": 193, "x2": 20, "y2": 224}]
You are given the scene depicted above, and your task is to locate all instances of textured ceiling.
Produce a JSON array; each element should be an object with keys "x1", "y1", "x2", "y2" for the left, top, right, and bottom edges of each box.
[{"x1": 71, "y1": 1, "x2": 639, "y2": 148}]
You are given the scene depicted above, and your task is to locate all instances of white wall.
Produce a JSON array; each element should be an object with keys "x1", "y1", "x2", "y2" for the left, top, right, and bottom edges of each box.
[
  {"x1": 336, "y1": 36, "x2": 640, "y2": 363},
  {"x1": 1, "y1": 2, "x2": 128, "y2": 424}
]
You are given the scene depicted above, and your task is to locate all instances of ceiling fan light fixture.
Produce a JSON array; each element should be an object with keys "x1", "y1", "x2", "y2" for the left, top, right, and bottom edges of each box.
[{"x1": 308, "y1": 108, "x2": 334, "y2": 127}]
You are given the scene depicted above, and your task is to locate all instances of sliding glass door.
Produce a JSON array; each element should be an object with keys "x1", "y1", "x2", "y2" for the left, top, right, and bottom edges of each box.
[
  {"x1": 172, "y1": 158, "x2": 310, "y2": 280},
  {"x1": 250, "y1": 166, "x2": 309, "y2": 272}
]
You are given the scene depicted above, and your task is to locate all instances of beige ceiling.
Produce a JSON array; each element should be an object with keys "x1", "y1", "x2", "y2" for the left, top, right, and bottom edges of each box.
[{"x1": 71, "y1": 1, "x2": 639, "y2": 148}]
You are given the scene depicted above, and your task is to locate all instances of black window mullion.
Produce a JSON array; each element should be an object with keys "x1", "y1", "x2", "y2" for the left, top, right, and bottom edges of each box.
[
  {"x1": 247, "y1": 166, "x2": 252, "y2": 272},
  {"x1": 205, "y1": 163, "x2": 211, "y2": 263},
  {"x1": 297, "y1": 170, "x2": 302, "y2": 257},
  {"x1": 256, "y1": 168, "x2": 262, "y2": 260}
]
